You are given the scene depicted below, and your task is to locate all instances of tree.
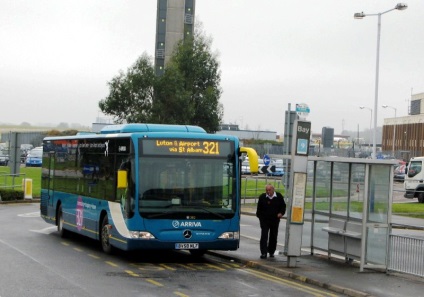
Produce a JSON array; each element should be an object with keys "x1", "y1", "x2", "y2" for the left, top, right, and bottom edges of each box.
[
  {"x1": 99, "y1": 28, "x2": 223, "y2": 133},
  {"x1": 99, "y1": 52, "x2": 155, "y2": 124},
  {"x1": 161, "y1": 29, "x2": 223, "y2": 132},
  {"x1": 57, "y1": 122, "x2": 69, "y2": 129},
  {"x1": 46, "y1": 129, "x2": 79, "y2": 136},
  {"x1": 150, "y1": 64, "x2": 193, "y2": 124}
]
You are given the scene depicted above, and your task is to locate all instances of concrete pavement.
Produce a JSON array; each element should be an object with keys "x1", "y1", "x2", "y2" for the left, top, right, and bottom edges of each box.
[
  {"x1": 208, "y1": 207, "x2": 424, "y2": 297},
  {"x1": 4, "y1": 200, "x2": 423, "y2": 296}
]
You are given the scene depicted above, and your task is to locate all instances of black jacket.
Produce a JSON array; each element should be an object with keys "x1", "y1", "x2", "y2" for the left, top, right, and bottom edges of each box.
[{"x1": 256, "y1": 192, "x2": 286, "y2": 222}]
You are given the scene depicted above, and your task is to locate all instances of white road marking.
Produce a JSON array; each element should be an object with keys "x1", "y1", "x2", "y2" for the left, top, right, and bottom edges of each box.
[
  {"x1": 30, "y1": 226, "x2": 57, "y2": 234},
  {"x1": 17, "y1": 211, "x2": 40, "y2": 218}
]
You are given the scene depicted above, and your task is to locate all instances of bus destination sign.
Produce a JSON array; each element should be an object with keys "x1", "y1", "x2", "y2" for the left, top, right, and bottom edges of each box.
[{"x1": 141, "y1": 139, "x2": 232, "y2": 157}]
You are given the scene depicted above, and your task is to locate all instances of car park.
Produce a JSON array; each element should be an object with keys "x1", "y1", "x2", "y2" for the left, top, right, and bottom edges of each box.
[
  {"x1": 394, "y1": 164, "x2": 406, "y2": 182},
  {"x1": 0, "y1": 152, "x2": 9, "y2": 166},
  {"x1": 266, "y1": 166, "x2": 284, "y2": 177},
  {"x1": 241, "y1": 161, "x2": 251, "y2": 175},
  {"x1": 25, "y1": 147, "x2": 43, "y2": 167}
]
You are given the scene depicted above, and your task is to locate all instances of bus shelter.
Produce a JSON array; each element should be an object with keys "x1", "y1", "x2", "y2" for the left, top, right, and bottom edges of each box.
[{"x1": 307, "y1": 156, "x2": 397, "y2": 272}]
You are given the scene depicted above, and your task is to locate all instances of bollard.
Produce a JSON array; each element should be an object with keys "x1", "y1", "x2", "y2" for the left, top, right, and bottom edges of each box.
[{"x1": 22, "y1": 178, "x2": 33, "y2": 199}]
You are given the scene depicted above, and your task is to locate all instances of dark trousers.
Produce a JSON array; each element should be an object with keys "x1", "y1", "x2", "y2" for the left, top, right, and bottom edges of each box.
[{"x1": 259, "y1": 219, "x2": 280, "y2": 255}]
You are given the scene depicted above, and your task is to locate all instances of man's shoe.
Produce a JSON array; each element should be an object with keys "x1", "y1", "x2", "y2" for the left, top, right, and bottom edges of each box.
[
  {"x1": 260, "y1": 254, "x2": 267, "y2": 259},
  {"x1": 269, "y1": 254, "x2": 274, "y2": 258}
]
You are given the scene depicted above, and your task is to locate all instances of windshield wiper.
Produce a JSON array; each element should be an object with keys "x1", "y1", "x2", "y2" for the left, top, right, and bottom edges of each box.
[
  {"x1": 185, "y1": 205, "x2": 226, "y2": 219},
  {"x1": 145, "y1": 211, "x2": 179, "y2": 219},
  {"x1": 144, "y1": 206, "x2": 226, "y2": 220}
]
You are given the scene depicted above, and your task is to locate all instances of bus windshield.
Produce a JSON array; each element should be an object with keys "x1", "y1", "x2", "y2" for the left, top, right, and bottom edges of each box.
[{"x1": 138, "y1": 154, "x2": 235, "y2": 219}]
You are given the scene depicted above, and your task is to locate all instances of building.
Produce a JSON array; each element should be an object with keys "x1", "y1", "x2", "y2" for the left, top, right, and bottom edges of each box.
[
  {"x1": 216, "y1": 124, "x2": 277, "y2": 141},
  {"x1": 154, "y1": 0, "x2": 195, "y2": 76},
  {"x1": 382, "y1": 92, "x2": 424, "y2": 159}
]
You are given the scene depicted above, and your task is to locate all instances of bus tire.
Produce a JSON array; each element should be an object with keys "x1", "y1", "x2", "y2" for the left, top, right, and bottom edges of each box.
[
  {"x1": 418, "y1": 192, "x2": 424, "y2": 203},
  {"x1": 189, "y1": 249, "x2": 206, "y2": 257},
  {"x1": 100, "y1": 215, "x2": 114, "y2": 254},
  {"x1": 57, "y1": 205, "x2": 69, "y2": 238}
]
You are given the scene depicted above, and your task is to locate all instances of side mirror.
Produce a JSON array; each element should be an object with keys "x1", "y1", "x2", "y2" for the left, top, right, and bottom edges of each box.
[{"x1": 117, "y1": 170, "x2": 128, "y2": 189}]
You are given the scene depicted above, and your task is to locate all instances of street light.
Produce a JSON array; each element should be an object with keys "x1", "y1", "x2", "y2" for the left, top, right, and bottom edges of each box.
[
  {"x1": 354, "y1": 3, "x2": 407, "y2": 159},
  {"x1": 382, "y1": 105, "x2": 397, "y2": 157},
  {"x1": 360, "y1": 106, "x2": 373, "y2": 151}
]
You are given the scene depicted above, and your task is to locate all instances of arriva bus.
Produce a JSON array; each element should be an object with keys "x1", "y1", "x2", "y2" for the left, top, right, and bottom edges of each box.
[{"x1": 40, "y1": 123, "x2": 259, "y2": 255}]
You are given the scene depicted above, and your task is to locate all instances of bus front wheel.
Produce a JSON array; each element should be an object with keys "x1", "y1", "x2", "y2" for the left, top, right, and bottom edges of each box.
[{"x1": 100, "y1": 215, "x2": 114, "y2": 254}]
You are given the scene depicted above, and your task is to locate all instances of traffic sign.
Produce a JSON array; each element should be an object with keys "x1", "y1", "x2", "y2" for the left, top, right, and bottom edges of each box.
[
  {"x1": 296, "y1": 103, "x2": 310, "y2": 119},
  {"x1": 259, "y1": 165, "x2": 275, "y2": 174},
  {"x1": 263, "y1": 154, "x2": 271, "y2": 166}
]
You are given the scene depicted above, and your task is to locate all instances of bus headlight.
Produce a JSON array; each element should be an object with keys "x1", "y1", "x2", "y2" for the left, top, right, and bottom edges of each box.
[
  {"x1": 130, "y1": 231, "x2": 155, "y2": 239},
  {"x1": 218, "y1": 232, "x2": 239, "y2": 239}
]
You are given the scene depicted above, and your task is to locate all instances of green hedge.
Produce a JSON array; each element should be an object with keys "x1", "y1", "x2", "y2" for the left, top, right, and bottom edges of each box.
[{"x1": 0, "y1": 189, "x2": 24, "y2": 201}]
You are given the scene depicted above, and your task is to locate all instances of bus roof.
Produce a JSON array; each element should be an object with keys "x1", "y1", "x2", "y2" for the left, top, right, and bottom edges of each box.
[{"x1": 100, "y1": 123, "x2": 206, "y2": 134}]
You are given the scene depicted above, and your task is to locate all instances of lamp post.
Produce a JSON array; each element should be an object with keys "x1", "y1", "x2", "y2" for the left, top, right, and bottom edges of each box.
[
  {"x1": 359, "y1": 106, "x2": 372, "y2": 152},
  {"x1": 382, "y1": 105, "x2": 397, "y2": 157},
  {"x1": 354, "y1": 3, "x2": 407, "y2": 159}
]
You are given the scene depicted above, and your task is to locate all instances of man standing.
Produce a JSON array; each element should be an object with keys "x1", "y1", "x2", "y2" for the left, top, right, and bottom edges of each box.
[{"x1": 256, "y1": 184, "x2": 286, "y2": 259}]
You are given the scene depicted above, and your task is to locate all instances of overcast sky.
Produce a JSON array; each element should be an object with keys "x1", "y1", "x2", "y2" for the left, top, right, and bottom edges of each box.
[{"x1": 1, "y1": 0, "x2": 423, "y2": 135}]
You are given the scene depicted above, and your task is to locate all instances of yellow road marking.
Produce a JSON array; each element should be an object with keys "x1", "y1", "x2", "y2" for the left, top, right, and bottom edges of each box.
[
  {"x1": 243, "y1": 268, "x2": 339, "y2": 297},
  {"x1": 218, "y1": 263, "x2": 233, "y2": 269},
  {"x1": 146, "y1": 279, "x2": 163, "y2": 287},
  {"x1": 159, "y1": 263, "x2": 176, "y2": 271},
  {"x1": 125, "y1": 270, "x2": 140, "y2": 277},
  {"x1": 61, "y1": 242, "x2": 69, "y2": 246},
  {"x1": 88, "y1": 254, "x2": 100, "y2": 259},
  {"x1": 187, "y1": 263, "x2": 204, "y2": 270},
  {"x1": 176, "y1": 263, "x2": 196, "y2": 270},
  {"x1": 73, "y1": 247, "x2": 83, "y2": 252},
  {"x1": 205, "y1": 263, "x2": 226, "y2": 271},
  {"x1": 133, "y1": 263, "x2": 165, "y2": 271},
  {"x1": 105, "y1": 261, "x2": 119, "y2": 267},
  {"x1": 174, "y1": 291, "x2": 189, "y2": 297}
]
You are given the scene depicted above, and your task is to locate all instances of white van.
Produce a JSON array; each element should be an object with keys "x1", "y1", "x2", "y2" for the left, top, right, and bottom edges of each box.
[{"x1": 404, "y1": 156, "x2": 424, "y2": 203}]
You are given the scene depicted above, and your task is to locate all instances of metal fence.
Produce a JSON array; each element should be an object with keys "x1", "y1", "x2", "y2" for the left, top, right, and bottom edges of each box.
[
  {"x1": 0, "y1": 172, "x2": 26, "y2": 191},
  {"x1": 389, "y1": 234, "x2": 424, "y2": 277},
  {"x1": 240, "y1": 176, "x2": 285, "y2": 204}
]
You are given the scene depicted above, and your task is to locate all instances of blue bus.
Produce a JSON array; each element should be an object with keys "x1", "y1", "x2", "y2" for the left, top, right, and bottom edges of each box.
[{"x1": 40, "y1": 123, "x2": 258, "y2": 255}]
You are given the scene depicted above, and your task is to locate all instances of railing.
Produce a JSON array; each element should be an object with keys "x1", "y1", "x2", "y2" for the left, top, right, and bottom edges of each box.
[
  {"x1": 389, "y1": 233, "x2": 424, "y2": 277},
  {"x1": 0, "y1": 172, "x2": 26, "y2": 190},
  {"x1": 240, "y1": 175, "x2": 285, "y2": 204}
]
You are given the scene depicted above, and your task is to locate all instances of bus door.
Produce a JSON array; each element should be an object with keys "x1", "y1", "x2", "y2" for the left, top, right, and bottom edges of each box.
[{"x1": 46, "y1": 151, "x2": 56, "y2": 209}]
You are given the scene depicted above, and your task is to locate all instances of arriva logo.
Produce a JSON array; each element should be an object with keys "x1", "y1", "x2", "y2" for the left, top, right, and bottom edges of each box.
[{"x1": 172, "y1": 220, "x2": 202, "y2": 228}]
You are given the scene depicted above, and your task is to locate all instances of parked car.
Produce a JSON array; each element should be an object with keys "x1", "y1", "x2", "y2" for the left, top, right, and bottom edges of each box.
[
  {"x1": 266, "y1": 166, "x2": 285, "y2": 177},
  {"x1": 0, "y1": 152, "x2": 9, "y2": 166},
  {"x1": 394, "y1": 165, "x2": 406, "y2": 182},
  {"x1": 25, "y1": 147, "x2": 43, "y2": 167},
  {"x1": 241, "y1": 161, "x2": 251, "y2": 175}
]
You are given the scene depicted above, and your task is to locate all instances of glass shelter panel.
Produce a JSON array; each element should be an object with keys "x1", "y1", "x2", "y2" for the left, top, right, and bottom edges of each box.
[
  {"x1": 363, "y1": 164, "x2": 391, "y2": 268},
  {"x1": 314, "y1": 161, "x2": 331, "y2": 214},
  {"x1": 331, "y1": 162, "x2": 349, "y2": 217},
  {"x1": 366, "y1": 226, "x2": 388, "y2": 266},
  {"x1": 312, "y1": 214, "x2": 329, "y2": 251},
  {"x1": 349, "y1": 163, "x2": 366, "y2": 220},
  {"x1": 368, "y1": 165, "x2": 391, "y2": 224}
]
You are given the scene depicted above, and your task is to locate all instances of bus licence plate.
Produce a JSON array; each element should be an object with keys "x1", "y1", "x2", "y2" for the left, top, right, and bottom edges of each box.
[{"x1": 175, "y1": 243, "x2": 199, "y2": 249}]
